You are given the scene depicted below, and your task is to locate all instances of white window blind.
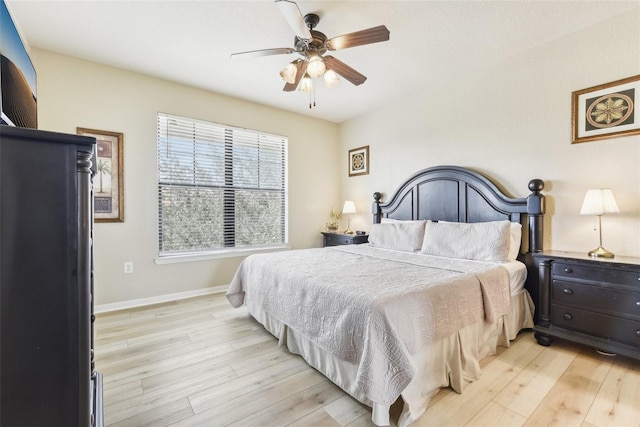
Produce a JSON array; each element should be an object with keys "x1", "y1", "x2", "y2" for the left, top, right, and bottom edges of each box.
[{"x1": 157, "y1": 113, "x2": 288, "y2": 256}]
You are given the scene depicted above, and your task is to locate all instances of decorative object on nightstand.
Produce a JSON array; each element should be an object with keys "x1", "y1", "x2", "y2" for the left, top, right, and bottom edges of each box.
[
  {"x1": 580, "y1": 188, "x2": 619, "y2": 258},
  {"x1": 342, "y1": 200, "x2": 356, "y2": 234},
  {"x1": 325, "y1": 208, "x2": 341, "y2": 232}
]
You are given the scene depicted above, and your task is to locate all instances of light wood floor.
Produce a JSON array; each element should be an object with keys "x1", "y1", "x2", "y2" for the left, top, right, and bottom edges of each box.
[{"x1": 95, "y1": 293, "x2": 640, "y2": 427}]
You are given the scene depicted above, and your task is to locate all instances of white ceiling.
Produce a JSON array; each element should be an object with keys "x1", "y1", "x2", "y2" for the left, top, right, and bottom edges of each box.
[{"x1": 6, "y1": 0, "x2": 639, "y2": 123}]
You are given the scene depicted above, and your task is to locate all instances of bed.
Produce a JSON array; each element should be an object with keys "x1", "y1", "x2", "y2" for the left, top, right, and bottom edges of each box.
[{"x1": 226, "y1": 165, "x2": 545, "y2": 426}]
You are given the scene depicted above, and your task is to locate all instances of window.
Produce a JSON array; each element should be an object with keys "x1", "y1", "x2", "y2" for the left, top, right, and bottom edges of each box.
[{"x1": 157, "y1": 113, "x2": 288, "y2": 256}]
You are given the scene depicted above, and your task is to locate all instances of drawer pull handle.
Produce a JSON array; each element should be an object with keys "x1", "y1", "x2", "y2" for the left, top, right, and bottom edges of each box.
[
  {"x1": 637, "y1": 330, "x2": 640, "y2": 338},
  {"x1": 564, "y1": 268, "x2": 573, "y2": 273},
  {"x1": 563, "y1": 313, "x2": 573, "y2": 321},
  {"x1": 563, "y1": 289, "x2": 573, "y2": 296},
  {"x1": 636, "y1": 301, "x2": 640, "y2": 308}
]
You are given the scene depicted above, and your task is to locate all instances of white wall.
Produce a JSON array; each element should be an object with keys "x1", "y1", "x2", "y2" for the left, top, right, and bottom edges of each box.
[
  {"x1": 32, "y1": 49, "x2": 341, "y2": 305},
  {"x1": 339, "y1": 9, "x2": 640, "y2": 257}
]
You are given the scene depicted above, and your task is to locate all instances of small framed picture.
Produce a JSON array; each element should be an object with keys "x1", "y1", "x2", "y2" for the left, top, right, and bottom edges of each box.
[
  {"x1": 348, "y1": 145, "x2": 369, "y2": 177},
  {"x1": 572, "y1": 75, "x2": 640, "y2": 144},
  {"x1": 77, "y1": 127, "x2": 124, "y2": 222}
]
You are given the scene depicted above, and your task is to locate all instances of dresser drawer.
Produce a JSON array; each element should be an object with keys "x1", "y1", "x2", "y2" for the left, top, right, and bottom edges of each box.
[
  {"x1": 552, "y1": 262, "x2": 640, "y2": 286},
  {"x1": 552, "y1": 304, "x2": 640, "y2": 346},
  {"x1": 552, "y1": 280, "x2": 640, "y2": 319}
]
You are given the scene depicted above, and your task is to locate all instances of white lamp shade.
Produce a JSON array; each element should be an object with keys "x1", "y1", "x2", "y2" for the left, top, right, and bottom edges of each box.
[
  {"x1": 342, "y1": 200, "x2": 356, "y2": 214},
  {"x1": 324, "y1": 69, "x2": 340, "y2": 88},
  {"x1": 306, "y1": 56, "x2": 326, "y2": 78},
  {"x1": 580, "y1": 189, "x2": 619, "y2": 215},
  {"x1": 299, "y1": 73, "x2": 313, "y2": 92},
  {"x1": 279, "y1": 62, "x2": 297, "y2": 84}
]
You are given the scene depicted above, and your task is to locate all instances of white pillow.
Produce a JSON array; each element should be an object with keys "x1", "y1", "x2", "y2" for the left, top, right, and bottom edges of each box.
[
  {"x1": 368, "y1": 221, "x2": 427, "y2": 252},
  {"x1": 438, "y1": 220, "x2": 522, "y2": 261},
  {"x1": 508, "y1": 222, "x2": 522, "y2": 260},
  {"x1": 420, "y1": 220, "x2": 511, "y2": 262}
]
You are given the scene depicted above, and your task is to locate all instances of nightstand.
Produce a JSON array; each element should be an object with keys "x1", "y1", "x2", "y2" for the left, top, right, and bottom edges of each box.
[
  {"x1": 532, "y1": 251, "x2": 640, "y2": 360},
  {"x1": 321, "y1": 232, "x2": 368, "y2": 247}
]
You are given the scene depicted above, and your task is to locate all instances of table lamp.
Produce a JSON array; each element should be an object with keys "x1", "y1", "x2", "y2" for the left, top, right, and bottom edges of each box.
[
  {"x1": 580, "y1": 188, "x2": 619, "y2": 258},
  {"x1": 342, "y1": 200, "x2": 356, "y2": 234}
]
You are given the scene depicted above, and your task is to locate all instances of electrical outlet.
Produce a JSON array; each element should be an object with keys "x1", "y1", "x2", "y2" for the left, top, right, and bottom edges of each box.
[{"x1": 124, "y1": 262, "x2": 134, "y2": 274}]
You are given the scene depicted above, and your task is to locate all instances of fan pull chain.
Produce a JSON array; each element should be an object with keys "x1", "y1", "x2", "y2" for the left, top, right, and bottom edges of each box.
[{"x1": 308, "y1": 83, "x2": 316, "y2": 109}]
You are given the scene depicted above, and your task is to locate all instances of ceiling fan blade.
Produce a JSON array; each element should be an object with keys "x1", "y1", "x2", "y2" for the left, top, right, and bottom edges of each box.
[
  {"x1": 283, "y1": 61, "x2": 308, "y2": 92},
  {"x1": 230, "y1": 48, "x2": 295, "y2": 60},
  {"x1": 323, "y1": 56, "x2": 367, "y2": 86},
  {"x1": 275, "y1": 0, "x2": 312, "y2": 41},
  {"x1": 326, "y1": 25, "x2": 390, "y2": 51}
]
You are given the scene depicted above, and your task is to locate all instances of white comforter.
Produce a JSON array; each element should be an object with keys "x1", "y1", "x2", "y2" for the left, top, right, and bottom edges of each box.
[{"x1": 226, "y1": 245, "x2": 512, "y2": 406}]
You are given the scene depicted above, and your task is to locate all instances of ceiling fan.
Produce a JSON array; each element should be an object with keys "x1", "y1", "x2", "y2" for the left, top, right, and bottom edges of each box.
[{"x1": 230, "y1": 0, "x2": 390, "y2": 108}]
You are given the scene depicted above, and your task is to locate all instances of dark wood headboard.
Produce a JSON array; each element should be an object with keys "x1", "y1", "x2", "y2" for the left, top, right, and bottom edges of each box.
[{"x1": 371, "y1": 165, "x2": 545, "y2": 255}]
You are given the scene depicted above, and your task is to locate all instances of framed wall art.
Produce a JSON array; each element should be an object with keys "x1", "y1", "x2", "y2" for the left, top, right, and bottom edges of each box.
[
  {"x1": 77, "y1": 127, "x2": 124, "y2": 222},
  {"x1": 572, "y1": 74, "x2": 640, "y2": 144},
  {"x1": 348, "y1": 145, "x2": 369, "y2": 177}
]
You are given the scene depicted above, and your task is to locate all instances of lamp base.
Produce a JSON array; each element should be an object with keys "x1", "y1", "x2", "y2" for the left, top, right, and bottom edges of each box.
[
  {"x1": 344, "y1": 217, "x2": 354, "y2": 234},
  {"x1": 588, "y1": 246, "x2": 615, "y2": 258}
]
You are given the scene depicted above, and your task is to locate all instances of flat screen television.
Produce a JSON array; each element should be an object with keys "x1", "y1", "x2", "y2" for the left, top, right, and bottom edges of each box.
[{"x1": 0, "y1": 0, "x2": 37, "y2": 129}]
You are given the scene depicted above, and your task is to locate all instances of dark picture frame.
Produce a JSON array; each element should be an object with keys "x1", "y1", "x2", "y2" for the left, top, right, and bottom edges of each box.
[
  {"x1": 348, "y1": 145, "x2": 369, "y2": 177},
  {"x1": 77, "y1": 127, "x2": 124, "y2": 222},
  {"x1": 572, "y1": 75, "x2": 640, "y2": 144}
]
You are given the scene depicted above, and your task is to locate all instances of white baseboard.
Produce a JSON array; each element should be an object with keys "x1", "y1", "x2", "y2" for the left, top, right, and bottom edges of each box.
[{"x1": 95, "y1": 285, "x2": 227, "y2": 314}]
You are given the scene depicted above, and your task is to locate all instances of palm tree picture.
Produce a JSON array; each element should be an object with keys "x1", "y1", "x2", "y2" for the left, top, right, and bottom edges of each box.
[
  {"x1": 97, "y1": 158, "x2": 112, "y2": 194},
  {"x1": 77, "y1": 127, "x2": 124, "y2": 222}
]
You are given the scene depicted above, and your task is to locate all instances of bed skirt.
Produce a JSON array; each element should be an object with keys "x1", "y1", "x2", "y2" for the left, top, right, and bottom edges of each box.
[{"x1": 246, "y1": 289, "x2": 534, "y2": 426}]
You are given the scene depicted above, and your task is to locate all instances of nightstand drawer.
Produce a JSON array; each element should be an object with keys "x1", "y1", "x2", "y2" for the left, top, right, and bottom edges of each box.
[
  {"x1": 322, "y1": 232, "x2": 368, "y2": 247},
  {"x1": 552, "y1": 304, "x2": 640, "y2": 346},
  {"x1": 552, "y1": 262, "x2": 640, "y2": 286},
  {"x1": 552, "y1": 280, "x2": 640, "y2": 319},
  {"x1": 325, "y1": 234, "x2": 354, "y2": 246}
]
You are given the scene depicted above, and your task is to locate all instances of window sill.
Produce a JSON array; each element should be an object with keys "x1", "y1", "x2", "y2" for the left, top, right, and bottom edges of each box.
[{"x1": 154, "y1": 245, "x2": 290, "y2": 265}]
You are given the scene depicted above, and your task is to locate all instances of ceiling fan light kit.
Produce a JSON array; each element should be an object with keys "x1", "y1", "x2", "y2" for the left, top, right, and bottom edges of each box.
[{"x1": 232, "y1": 0, "x2": 389, "y2": 109}]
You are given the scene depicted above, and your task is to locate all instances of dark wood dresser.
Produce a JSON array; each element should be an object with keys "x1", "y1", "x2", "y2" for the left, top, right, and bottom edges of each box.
[
  {"x1": 532, "y1": 251, "x2": 640, "y2": 360},
  {"x1": 0, "y1": 126, "x2": 103, "y2": 426},
  {"x1": 321, "y1": 232, "x2": 368, "y2": 247}
]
